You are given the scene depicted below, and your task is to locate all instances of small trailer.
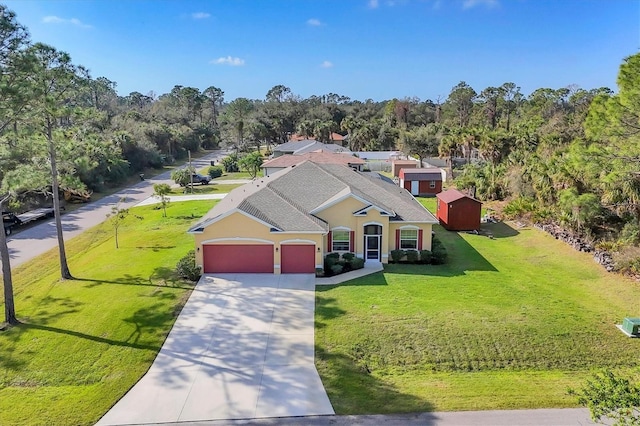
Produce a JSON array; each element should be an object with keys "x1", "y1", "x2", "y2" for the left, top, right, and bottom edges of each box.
[{"x1": 3, "y1": 207, "x2": 55, "y2": 236}]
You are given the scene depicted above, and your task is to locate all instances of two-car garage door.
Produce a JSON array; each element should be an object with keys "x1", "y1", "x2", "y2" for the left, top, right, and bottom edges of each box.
[{"x1": 202, "y1": 244, "x2": 315, "y2": 274}]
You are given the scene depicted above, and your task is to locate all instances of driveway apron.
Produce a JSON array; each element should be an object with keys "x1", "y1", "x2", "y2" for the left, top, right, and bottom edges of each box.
[{"x1": 97, "y1": 274, "x2": 334, "y2": 425}]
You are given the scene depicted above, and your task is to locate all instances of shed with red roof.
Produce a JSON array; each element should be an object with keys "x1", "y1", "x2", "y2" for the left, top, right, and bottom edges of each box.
[{"x1": 436, "y1": 189, "x2": 482, "y2": 231}]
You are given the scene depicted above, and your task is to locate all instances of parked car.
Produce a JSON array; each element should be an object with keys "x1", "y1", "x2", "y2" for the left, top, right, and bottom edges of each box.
[{"x1": 190, "y1": 174, "x2": 211, "y2": 185}]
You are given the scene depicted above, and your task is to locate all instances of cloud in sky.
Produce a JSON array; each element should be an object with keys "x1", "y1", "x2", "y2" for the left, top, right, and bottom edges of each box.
[
  {"x1": 307, "y1": 18, "x2": 322, "y2": 26},
  {"x1": 368, "y1": 0, "x2": 379, "y2": 9},
  {"x1": 191, "y1": 12, "x2": 211, "y2": 19},
  {"x1": 462, "y1": 0, "x2": 499, "y2": 10},
  {"x1": 321, "y1": 60, "x2": 333, "y2": 68},
  {"x1": 211, "y1": 56, "x2": 245, "y2": 66},
  {"x1": 42, "y1": 16, "x2": 92, "y2": 29}
]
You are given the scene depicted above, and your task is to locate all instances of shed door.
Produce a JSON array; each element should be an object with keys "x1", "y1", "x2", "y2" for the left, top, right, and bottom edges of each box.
[
  {"x1": 411, "y1": 181, "x2": 419, "y2": 195},
  {"x1": 203, "y1": 244, "x2": 274, "y2": 273},
  {"x1": 281, "y1": 244, "x2": 316, "y2": 274}
]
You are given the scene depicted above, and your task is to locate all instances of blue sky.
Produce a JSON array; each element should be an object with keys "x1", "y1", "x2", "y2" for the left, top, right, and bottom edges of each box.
[{"x1": 3, "y1": 0, "x2": 639, "y2": 101}]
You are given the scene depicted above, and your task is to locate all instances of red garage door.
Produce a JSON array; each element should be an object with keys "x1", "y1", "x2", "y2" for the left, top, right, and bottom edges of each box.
[
  {"x1": 203, "y1": 244, "x2": 273, "y2": 273},
  {"x1": 281, "y1": 244, "x2": 316, "y2": 274}
]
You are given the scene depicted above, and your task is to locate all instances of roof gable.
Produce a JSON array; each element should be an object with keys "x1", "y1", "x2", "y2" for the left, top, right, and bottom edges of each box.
[
  {"x1": 400, "y1": 168, "x2": 443, "y2": 181},
  {"x1": 437, "y1": 188, "x2": 482, "y2": 204},
  {"x1": 191, "y1": 161, "x2": 438, "y2": 233}
]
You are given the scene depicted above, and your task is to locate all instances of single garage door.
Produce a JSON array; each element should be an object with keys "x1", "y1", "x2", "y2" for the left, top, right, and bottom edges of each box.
[
  {"x1": 281, "y1": 244, "x2": 316, "y2": 274},
  {"x1": 203, "y1": 244, "x2": 274, "y2": 273}
]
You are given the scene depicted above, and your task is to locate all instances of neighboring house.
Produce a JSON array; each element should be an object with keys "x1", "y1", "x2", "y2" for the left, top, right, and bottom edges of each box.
[
  {"x1": 436, "y1": 189, "x2": 482, "y2": 231},
  {"x1": 354, "y1": 151, "x2": 403, "y2": 161},
  {"x1": 272, "y1": 140, "x2": 351, "y2": 158},
  {"x1": 399, "y1": 168, "x2": 445, "y2": 196},
  {"x1": 188, "y1": 161, "x2": 438, "y2": 274},
  {"x1": 391, "y1": 160, "x2": 419, "y2": 177},
  {"x1": 288, "y1": 132, "x2": 347, "y2": 145},
  {"x1": 261, "y1": 151, "x2": 366, "y2": 177}
]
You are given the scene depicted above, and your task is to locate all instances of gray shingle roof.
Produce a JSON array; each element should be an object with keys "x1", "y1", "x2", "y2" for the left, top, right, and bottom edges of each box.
[
  {"x1": 188, "y1": 161, "x2": 437, "y2": 233},
  {"x1": 273, "y1": 140, "x2": 351, "y2": 155}
]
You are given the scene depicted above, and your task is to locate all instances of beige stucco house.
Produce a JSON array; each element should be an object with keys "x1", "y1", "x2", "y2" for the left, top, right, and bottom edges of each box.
[{"x1": 188, "y1": 161, "x2": 438, "y2": 274}]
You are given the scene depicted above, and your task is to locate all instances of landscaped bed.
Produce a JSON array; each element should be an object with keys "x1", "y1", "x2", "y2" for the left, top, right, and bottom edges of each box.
[
  {"x1": 315, "y1": 220, "x2": 640, "y2": 413},
  {"x1": 0, "y1": 200, "x2": 217, "y2": 426}
]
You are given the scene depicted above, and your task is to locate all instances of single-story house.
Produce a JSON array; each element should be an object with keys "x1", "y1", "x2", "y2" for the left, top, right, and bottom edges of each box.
[
  {"x1": 261, "y1": 151, "x2": 366, "y2": 177},
  {"x1": 272, "y1": 140, "x2": 351, "y2": 158},
  {"x1": 436, "y1": 189, "x2": 482, "y2": 231},
  {"x1": 399, "y1": 168, "x2": 444, "y2": 196},
  {"x1": 391, "y1": 160, "x2": 419, "y2": 177},
  {"x1": 188, "y1": 161, "x2": 438, "y2": 274}
]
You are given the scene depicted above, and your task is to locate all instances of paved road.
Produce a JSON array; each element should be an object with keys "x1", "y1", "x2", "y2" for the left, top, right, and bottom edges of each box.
[
  {"x1": 3, "y1": 150, "x2": 227, "y2": 269},
  {"x1": 139, "y1": 408, "x2": 596, "y2": 426},
  {"x1": 97, "y1": 274, "x2": 333, "y2": 425}
]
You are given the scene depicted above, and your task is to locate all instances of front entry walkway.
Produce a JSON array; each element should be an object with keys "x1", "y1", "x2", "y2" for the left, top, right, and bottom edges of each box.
[{"x1": 97, "y1": 274, "x2": 334, "y2": 425}]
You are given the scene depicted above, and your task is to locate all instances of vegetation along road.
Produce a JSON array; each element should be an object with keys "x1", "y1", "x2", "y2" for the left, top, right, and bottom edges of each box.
[{"x1": 3, "y1": 150, "x2": 226, "y2": 270}]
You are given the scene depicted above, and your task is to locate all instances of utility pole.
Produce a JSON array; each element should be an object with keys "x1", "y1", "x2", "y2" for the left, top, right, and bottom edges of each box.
[{"x1": 188, "y1": 150, "x2": 193, "y2": 194}]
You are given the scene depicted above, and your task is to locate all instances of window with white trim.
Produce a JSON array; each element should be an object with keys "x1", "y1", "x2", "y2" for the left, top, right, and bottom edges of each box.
[
  {"x1": 400, "y1": 229, "x2": 418, "y2": 249},
  {"x1": 430, "y1": 180, "x2": 436, "y2": 189},
  {"x1": 332, "y1": 230, "x2": 350, "y2": 251}
]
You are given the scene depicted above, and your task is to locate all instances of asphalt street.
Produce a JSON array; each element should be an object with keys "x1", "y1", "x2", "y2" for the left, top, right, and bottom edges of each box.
[{"x1": 3, "y1": 149, "x2": 227, "y2": 269}]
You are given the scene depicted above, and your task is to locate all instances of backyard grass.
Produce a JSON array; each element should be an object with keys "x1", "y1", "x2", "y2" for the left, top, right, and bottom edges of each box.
[
  {"x1": 315, "y1": 221, "x2": 640, "y2": 413},
  {"x1": 0, "y1": 200, "x2": 216, "y2": 426}
]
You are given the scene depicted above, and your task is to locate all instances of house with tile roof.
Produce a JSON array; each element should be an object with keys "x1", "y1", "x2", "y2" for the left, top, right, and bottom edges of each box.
[
  {"x1": 261, "y1": 151, "x2": 366, "y2": 176},
  {"x1": 188, "y1": 161, "x2": 438, "y2": 274}
]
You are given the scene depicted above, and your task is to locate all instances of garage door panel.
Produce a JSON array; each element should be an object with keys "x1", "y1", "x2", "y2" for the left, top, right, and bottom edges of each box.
[
  {"x1": 281, "y1": 244, "x2": 315, "y2": 274},
  {"x1": 203, "y1": 244, "x2": 273, "y2": 273}
]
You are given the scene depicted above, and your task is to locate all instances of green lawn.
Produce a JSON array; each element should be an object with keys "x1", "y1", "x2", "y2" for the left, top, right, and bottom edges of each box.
[
  {"x1": 215, "y1": 171, "x2": 255, "y2": 180},
  {"x1": 169, "y1": 183, "x2": 242, "y2": 195},
  {"x1": 0, "y1": 200, "x2": 217, "y2": 426},
  {"x1": 315, "y1": 221, "x2": 640, "y2": 413}
]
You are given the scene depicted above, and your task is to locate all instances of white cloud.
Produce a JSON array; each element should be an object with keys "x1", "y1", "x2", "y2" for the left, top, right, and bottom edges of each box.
[
  {"x1": 42, "y1": 15, "x2": 92, "y2": 29},
  {"x1": 192, "y1": 12, "x2": 211, "y2": 19},
  {"x1": 462, "y1": 0, "x2": 499, "y2": 10},
  {"x1": 211, "y1": 56, "x2": 245, "y2": 66},
  {"x1": 321, "y1": 61, "x2": 333, "y2": 68},
  {"x1": 368, "y1": 0, "x2": 380, "y2": 9},
  {"x1": 307, "y1": 18, "x2": 322, "y2": 26}
]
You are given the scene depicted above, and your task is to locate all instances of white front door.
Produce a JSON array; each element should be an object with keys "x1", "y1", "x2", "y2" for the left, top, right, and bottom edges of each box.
[{"x1": 411, "y1": 181, "x2": 419, "y2": 195}]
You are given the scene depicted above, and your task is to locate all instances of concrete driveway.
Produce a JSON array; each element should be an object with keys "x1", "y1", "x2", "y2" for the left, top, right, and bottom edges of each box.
[{"x1": 97, "y1": 274, "x2": 334, "y2": 425}]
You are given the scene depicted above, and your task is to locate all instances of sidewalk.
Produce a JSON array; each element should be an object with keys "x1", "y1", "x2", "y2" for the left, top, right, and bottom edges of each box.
[
  {"x1": 139, "y1": 408, "x2": 595, "y2": 425},
  {"x1": 135, "y1": 193, "x2": 227, "y2": 207},
  {"x1": 316, "y1": 261, "x2": 383, "y2": 285}
]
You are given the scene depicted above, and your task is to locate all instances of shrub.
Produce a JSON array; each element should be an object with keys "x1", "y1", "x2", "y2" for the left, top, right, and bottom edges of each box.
[
  {"x1": 326, "y1": 252, "x2": 340, "y2": 260},
  {"x1": 342, "y1": 252, "x2": 355, "y2": 262},
  {"x1": 405, "y1": 250, "x2": 419, "y2": 263},
  {"x1": 390, "y1": 249, "x2": 405, "y2": 263},
  {"x1": 176, "y1": 250, "x2": 201, "y2": 281},
  {"x1": 331, "y1": 264, "x2": 344, "y2": 275},
  {"x1": 429, "y1": 237, "x2": 448, "y2": 265},
  {"x1": 419, "y1": 250, "x2": 432, "y2": 264},
  {"x1": 221, "y1": 154, "x2": 239, "y2": 173},
  {"x1": 503, "y1": 197, "x2": 536, "y2": 219},
  {"x1": 208, "y1": 166, "x2": 223, "y2": 179},
  {"x1": 619, "y1": 222, "x2": 640, "y2": 246},
  {"x1": 171, "y1": 167, "x2": 195, "y2": 187},
  {"x1": 351, "y1": 257, "x2": 365, "y2": 270}
]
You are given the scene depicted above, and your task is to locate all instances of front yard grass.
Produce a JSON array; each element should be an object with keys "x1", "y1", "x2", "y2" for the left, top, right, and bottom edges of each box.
[
  {"x1": 0, "y1": 200, "x2": 217, "y2": 426},
  {"x1": 315, "y1": 222, "x2": 640, "y2": 414},
  {"x1": 169, "y1": 183, "x2": 242, "y2": 195}
]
